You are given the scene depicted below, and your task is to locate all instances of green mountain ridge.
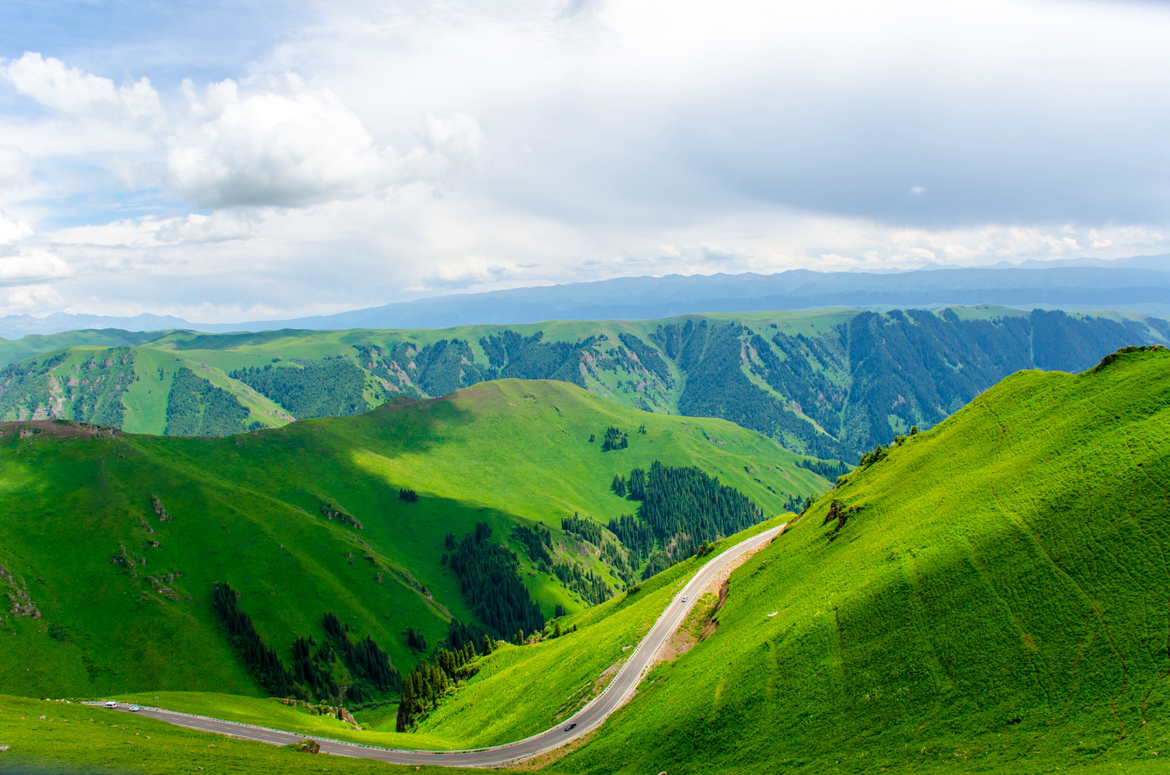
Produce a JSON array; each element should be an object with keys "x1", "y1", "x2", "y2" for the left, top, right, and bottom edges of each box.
[
  {"x1": 0, "y1": 379, "x2": 824, "y2": 703},
  {"x1": 0, "y1": 306, "x2": 1163, "y2": 462}
]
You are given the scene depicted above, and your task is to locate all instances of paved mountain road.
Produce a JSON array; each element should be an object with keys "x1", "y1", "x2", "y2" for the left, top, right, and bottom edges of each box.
[{"x1": 96, "y1": 523, "x2": 785, "y2": 767}]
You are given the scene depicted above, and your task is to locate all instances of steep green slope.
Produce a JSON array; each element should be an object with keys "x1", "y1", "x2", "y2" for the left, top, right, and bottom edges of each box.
[
  {"x1": 0, "y1": 379, "x2": 825, "y2": 702},
  {"x1": 1, "y1": 307, "x2": 1164, "y2": 461},
  {"x1": 545, "y1": 347, "x2": 1170, "y2": 774}
]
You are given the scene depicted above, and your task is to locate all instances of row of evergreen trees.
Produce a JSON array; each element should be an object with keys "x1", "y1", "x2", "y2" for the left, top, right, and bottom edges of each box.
[
  {"x1": 448, "y1": 522, "x2": 546, "y2": 640},
  {"x1": 612, "y1": 468, "x2": 648, "y2": 500},
  {"x1": 562, "y1": 513, "x2": 603, "y2": 545},
  {"x1": 290, "y1": 635, "x2": 338, "y2": 700},
  {"x1": 606, "y1": 462, "x2": 767, "y2": 580},
  {"x1": 323, "y1": 612, "x2": 401, "y2": 701},
  {"x1": 445, "y1": 618, "x2": 491, "y2": 653},
  {"x1": 396, "y1": 639, "x2": 490, "y2": 731},
  {"x1": 551, "y1": 560, "x2": 613, "y2": 606},
  {"x1": 607, "y1": 513, "x2": 655, "y2": 562},
  {"x1": 405, "y1": 627, "x2": 427, "y2": 652},
  {"x1": 511, "y1": 522, "x2": 553, "y2": 566},
  {"x1": 212, "y1": 582, "x2": 302, "y2": 698},
  {"x1": 166, "y1": 367, "x2": 250, "y2": 437},
  {"x1": 229, "y1": 357, "x2": 368, "y2": 419},
  {"x1": 797, "y1": 457, "x2": 852, "y2": 481},
  {"x1": 213, "y1": 582, "x2": 402, "y2": 704}
]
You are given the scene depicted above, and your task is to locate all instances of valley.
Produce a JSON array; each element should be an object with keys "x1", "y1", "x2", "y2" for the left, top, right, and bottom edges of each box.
[{"x1": 3, "y1": 345, "x2": 1168, "y2": 775}]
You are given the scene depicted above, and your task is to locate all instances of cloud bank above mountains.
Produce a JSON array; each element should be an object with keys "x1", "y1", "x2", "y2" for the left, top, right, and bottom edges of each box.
[{"x1": 0, "y1": 0, "x2": 1168, "y2": 322}]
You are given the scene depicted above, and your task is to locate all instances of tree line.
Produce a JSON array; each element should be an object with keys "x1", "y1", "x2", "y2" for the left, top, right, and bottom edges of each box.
[
  {"x1": 562, "y1": 513, "x2": 603, "y2": 545},
  {"x1": 396, "y1": 638, "x2": 493, "y2": 731},
  {"x1": 230, "y1": 357, "x2": 368, "y2": 419},
  {"x1": 448, "y1": 522, "x2": 546, "y2": 641},
  {"x1": 167, "y1": 367, "x2": 250, "y2": 437},
  {"x1": 605, "y1": 461, "x2": 767, "y2": 580},
  {"x1": 212, "y1": 582, "x2": 301, "y2": 698},
  {"x1": 212, "y1": 582, "x2": 400, "y2": 704}
]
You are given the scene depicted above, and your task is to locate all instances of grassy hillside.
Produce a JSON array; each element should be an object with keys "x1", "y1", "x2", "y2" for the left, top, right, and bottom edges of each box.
[
  {"x1": 116, "y1": 517, "x2": 783, "y2": 750},
  {"x1": 0, "y1": 693, "x2": 511, "y2": 775},
  {"x1": 0, "y1": 379, "x2": 825, "y2": 703},
  {"x1": 537, "y1": 346, "x2": 1170, "y2": 773},
  {"x1": 0, "y1": 307, "x2": 1163, "y2": 461}
]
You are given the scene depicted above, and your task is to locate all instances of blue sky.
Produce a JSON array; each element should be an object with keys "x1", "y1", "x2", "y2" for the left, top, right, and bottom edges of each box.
[{"x1": 0, "y1": 0, "x2": 1169, "y2": 322}]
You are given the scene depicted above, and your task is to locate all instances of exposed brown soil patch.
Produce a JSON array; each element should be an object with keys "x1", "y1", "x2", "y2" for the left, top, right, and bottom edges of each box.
[{"x1": 654, "y1": 527, "x2": 782, "y2": 665}]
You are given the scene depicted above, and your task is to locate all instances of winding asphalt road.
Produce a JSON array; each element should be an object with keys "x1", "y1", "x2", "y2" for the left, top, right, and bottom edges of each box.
[{"x1": 94, "y1": 523, "x2": 784, "y2": 767}]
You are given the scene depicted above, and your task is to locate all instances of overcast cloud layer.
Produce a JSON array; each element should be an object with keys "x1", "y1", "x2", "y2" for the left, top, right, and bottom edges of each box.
[{"x1": 0, "y1": 0, "x2": 1168, "y2": 322}]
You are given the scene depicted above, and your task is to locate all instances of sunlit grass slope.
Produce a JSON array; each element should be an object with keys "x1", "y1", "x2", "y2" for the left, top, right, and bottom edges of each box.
[
  {"x1": 0, "y1": 379, "x2": 826, "y2": 701},
  {"x1": 409, "y1": 517, "x2": 786, "y2": 748},
  {"x1": 552, "y1": 349, "x2": 1170, "y2": 774}
]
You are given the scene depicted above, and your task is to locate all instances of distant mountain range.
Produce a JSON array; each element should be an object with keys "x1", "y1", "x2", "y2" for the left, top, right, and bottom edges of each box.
[
  {"x1": 4, "y1": 307, "x2": 1164, "y2": 463},
  {"x1": 4, "y1": 255, "x2": 1169, "y2": 338}
]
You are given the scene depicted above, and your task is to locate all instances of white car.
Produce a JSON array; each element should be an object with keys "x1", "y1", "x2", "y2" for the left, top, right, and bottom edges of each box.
[
  {"x1": 103, "y1": 701, "x2": 117, "y2": 708},
  {"x1": 128, "y1": 706, "x2": 140, "y2": 712},
  {"x1": 681, "y1": 596, "x2": 688, "y2": 603}
]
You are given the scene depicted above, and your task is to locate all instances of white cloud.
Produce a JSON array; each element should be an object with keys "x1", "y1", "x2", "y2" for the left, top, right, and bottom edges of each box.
[
  {"x1": 2, "y1": 1, "x2": 1170, "y2": 321},
  {"x1": 425, "y1": 112, "x2": 487, "y2": 159},
  {"x1": 167, "y1": 76, "x2": 398, "y2": 208},
  {"x1": 0, "y1": 211, "x2": 34, "y2": 246},
  {"x1": 0, "y1": 147, "x2": 32, "y2": 189},
  {"x1": 2, "y1": 52, "x2": 162, "y2": 124},
  {"x1": 155, "y1": 211, "x2": 259, "y2": 243},
  {"x1": 2, "y1": 283, "x2": 63, "y2": 312},
  {"x1": 49, "y1": 210, "x2": 259, "y2": 248},
  {"x1": 0, "y1": 249, "x2": 73, "y2": 285}
]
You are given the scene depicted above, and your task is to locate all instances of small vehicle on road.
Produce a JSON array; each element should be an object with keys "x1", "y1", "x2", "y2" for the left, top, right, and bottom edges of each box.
[
  {"x1": 103, "y1": 700, "x2": 117, "y2": 708},
  {"x1": 564, "y1": 723, "x2": 577, "y2": 732},
  {"x1": 681, "y1": 596, "x2": 687, "y2": 602},
  {"x1": 128, "y1": 706, "x2": 140, "y2": 712}
]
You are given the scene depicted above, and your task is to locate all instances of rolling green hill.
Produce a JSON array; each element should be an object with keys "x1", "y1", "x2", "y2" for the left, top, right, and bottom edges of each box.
[
  {"x1": 0, "y1": 379, "x2": 826, "y2": 704},
  {"x1": 7, "y1": 349, "x2": 1170, "y2": 775},
  {"x1": 0, "y1": 307, "x2": 1163, "y2": 462},
  {"x1": 530, "y1": 345, "x2": 1170, "y2": 773}
]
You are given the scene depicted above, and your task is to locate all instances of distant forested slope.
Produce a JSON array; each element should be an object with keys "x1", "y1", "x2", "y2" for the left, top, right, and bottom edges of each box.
[{"x1": 0, "y1": 307, "x2": 1164, "y2": 460}]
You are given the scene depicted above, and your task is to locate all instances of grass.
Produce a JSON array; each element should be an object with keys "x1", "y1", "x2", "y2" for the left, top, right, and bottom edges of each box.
[
  {"x1": 536, "y1": 348, "x2": 1170, "y2": 774},
  {"x1": 0, "y1": 693, "x2": 521, "y2": 775},
  {"x1": 0, "y1": 379, "x2": 825, "y2": 703},
  {"x1": 411, "y1": 517, "x2": 787, "y2": 748},
  {"x1": 109, "y1": 691, "x2": 454, "y2": 750}
]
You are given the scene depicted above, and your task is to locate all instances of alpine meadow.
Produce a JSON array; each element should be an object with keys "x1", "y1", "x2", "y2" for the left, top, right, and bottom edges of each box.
[{"x1": 5, "y1": 0, "x2": 1170, "y2": 772}]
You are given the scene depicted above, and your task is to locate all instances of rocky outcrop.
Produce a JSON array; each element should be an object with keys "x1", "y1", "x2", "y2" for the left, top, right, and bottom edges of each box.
[
  {"x1": 0, "y1": 564, "x2": 41, "y2": 619},
  {"x1": 151, "y1": 496, "x2": 172, "y2": 521}
]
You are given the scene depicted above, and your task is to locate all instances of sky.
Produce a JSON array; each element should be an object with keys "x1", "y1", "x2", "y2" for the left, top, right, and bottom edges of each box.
[{"x1": 0, "y1": 0, "x2": 1168, "y2": 322}]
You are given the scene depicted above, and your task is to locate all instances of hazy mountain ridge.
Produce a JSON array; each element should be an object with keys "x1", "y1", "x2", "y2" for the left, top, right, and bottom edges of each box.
[{"x1": 4, "y1": 259, "x2": 1170, "y2": 337}]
